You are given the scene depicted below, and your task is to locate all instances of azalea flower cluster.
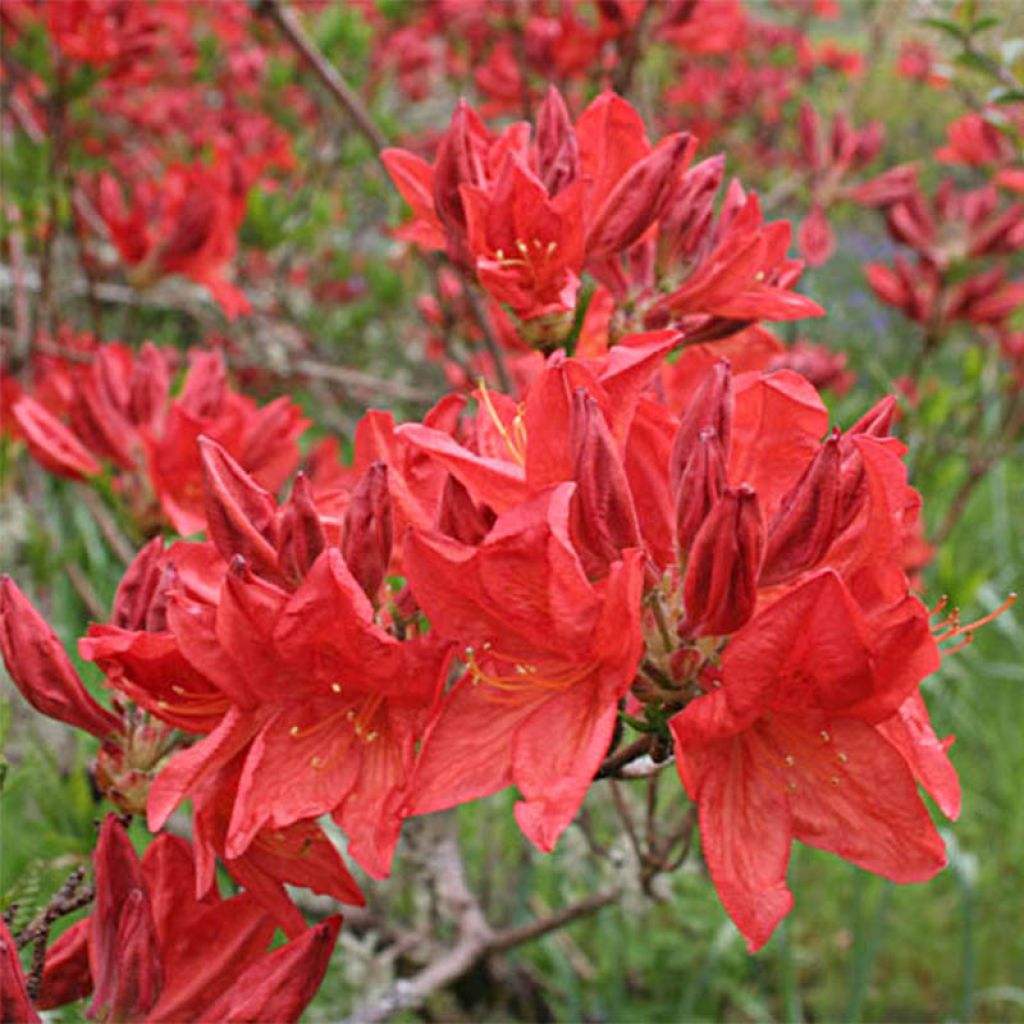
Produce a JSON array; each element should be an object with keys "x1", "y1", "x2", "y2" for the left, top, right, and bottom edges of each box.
[
  {"x1": 851, "y1": 129, "x2": 1024, "y2": 382},
  {"x1": 385, "y1": 86, "x2": 822, "y2": 367},
  {"x1": 362, "y1": 0, "x2": 859, "y2": 157},
  {"x1": 3, "y1": 334, "x2": 309, "y2": 534},
  {"x1": 2, "y1": 326, "x2": 965, "y2": 968},
  {"x1": 2, "y1": 815, "x2": 339, "y2": 1023},
  {"x1": 3, "y1": 6, "x2": 1016, "y2": 1015},
  {"x1": 2, "y1": 0, "x2": 307, "y2": 317}
]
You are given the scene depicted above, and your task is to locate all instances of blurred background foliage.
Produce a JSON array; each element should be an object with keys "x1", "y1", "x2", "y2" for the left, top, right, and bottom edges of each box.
[{"x1": 1, "y1": 0, "x2": 1022, "y2": 1021}]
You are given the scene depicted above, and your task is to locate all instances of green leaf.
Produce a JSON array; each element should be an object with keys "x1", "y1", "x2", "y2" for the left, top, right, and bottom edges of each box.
[
  {"x1": 988, "y1": 88, "x2": 1024, "y2": 105},
  {"x1": 921, "y1": 17, "x2": 966, "y2": 41},
  {"x1": 967, "y1": 16, "x2": 1001, "y2": 35}
]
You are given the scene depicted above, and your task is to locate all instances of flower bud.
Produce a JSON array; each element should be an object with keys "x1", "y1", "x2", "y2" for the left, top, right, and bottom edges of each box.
[
  {"x1": 586, "y1": 132, "x2": 695, "y2": 261},
  {"x1": 846, "y1": 395, "x2": 897, "y2": 438},
  {"x1": 199, "y1": 436, "x2": 280, "y2": 581},
  {"x1": 760, "y1": 431, "x2": 841, "y2": 585},
  {"x1": 536, "y1": 85, "x2": 579, "y2": 197},
  {"x1": 90, "y1": 889, "x2": 162, "y2": 1023},
  {"x1": 669, "y1": 360, "x2": 733, "y2": 488},
  {"x1": 277, "y1": 473, "x2": 325, "y2": 587},
  {"x1": 1, "y1": 918, "x2": 40, "y2": 1024},
  {"x1": 0, "y1": 577, "x2": 120, "y2": 739},
  {"x1": 433, "y1": 100, "x2": 489, "y2": 266},
  {"x1": 128, "y1": 342, "x2": 170, "y2": 431},
  {"x1": 88, "y1": 817, "x2": 163, "y2": 1023},
  {"x1": 658, "y1": 154, "x2": 725, "y2": 270},
  {"x1": 682, "y1": 485, "x2": 764, "y2": 637},
  {"x1": 177, "y1": 350, "x2": 226, "y2": 420},
  {"x1": 36, "y1": 919, "x2": 91, "y2": 1011},
  {"x1": 569, "y1": 389, "x2": 641, "y2": 577},
  {"x1": 68, "y1": 370, "x2": 135, "y2": 470},
  {"x1": 143, "y1": 561, "x2": 178, "y2": 633},
  {"x1": 799, "y1": 102, "x2": 822, "y2": 171},
  {"x1": 675, "y1": 427, "x2": 727, "y2": 556},
  {"x1": 12, "y1": 396, "x2": 102, "y2": 480},
  {"x1": 112, "y1": 538, "x2": 165, "y2": 631},
  {"x1": 436, "y1": 473, "x2": 495, "y2": 545},
  {"x1": 341, "y1": 461, "x2": 393, "y2": 601}
]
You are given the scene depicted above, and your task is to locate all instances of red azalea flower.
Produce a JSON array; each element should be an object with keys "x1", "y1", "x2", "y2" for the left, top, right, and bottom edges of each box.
[
  {"x1": 669, "y1": 570, "x2": 950, "y2": 951},
  {"x1": 11, "y1": 341, "x2": 308, "y2": 535},
  {"x1": 85, "y1": 442, "x2": 452, "y2": 881},
  {"x1": 36, "y1": 815, "x2": 341, "y2": 1023},
  {"x1": 404, "y1": 484, "x2": 645, "y2": 851},
  {"x1": 96, "y1": 150, "x2": 251, "y2": 319}
]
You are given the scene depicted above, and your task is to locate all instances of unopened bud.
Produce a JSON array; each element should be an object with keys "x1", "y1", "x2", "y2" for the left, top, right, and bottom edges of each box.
[
  {"x1": 437, "y1": 473, "x2": 495, "y2": 545},
  {"x1": 11, "y1": 397, "x2": 102, "y2": 480},
  {"x1": 88, "y1": 818, "x2": 162, "y2": 1023},
  {"x1": 682, "y1": 485, "x2": 764, "y2": 637},
  {"x1": 586, "y1": 133, "x2": 695, "y2": 261},
  {"x1": 1, "y1": 918, "x2": 39, "y2": 1024},
  {"x1": 199, "y1": 436, "x2": 280, "y2": 581},
  {"x1": 760, "y1": 432, "x2": 841, "y2": 585},
  {"x1": 799, "y1": 102, "x2": 822, "y2": 171},
  {"x1": 0, "y1": 577, "x2": 121, "y2": 739},
  {"x1": 569, "y1": 390, "x2": 641, "y2": 577},
  {"x1": 341, "y1": 462, "x2": 393, "y2": 601},
  {"x1": 846, "y1": 395, "x2": 897, "y2": 438},
  {"x1": 675, "y1": 427, "x2": 727, "y2": 556},
  {"x1": 177, "y1": 350, "x2": 226, "y2": 419},
  {"x1": 536, "y1": 85, "x2": 579, "y2": 197},
  {"x1": 433, "y1": 100, "x2": 489, "y2": 267},
  {"x1": 112, "y1": 538, "x2": 165, "y2": 631},
  {"x1": 143, "y1": 561, "x2": 178, "y2": 633},
  {"x1": 128, "y1": 342, "x2": 170, "y2": 430},
  {"x1": 91, "y1": 889, "x2": 162, "y2": 1022},
  {"x1": 670, "y1": 361, "x2": 733, "y2": 488},
  {"x1": 277, "y1": 474, "x2": 325, "y2": 587}
]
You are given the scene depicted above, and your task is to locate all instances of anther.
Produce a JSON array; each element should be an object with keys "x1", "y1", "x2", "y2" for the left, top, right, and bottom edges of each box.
[
  {"x1": 830, "y1": 776, "x2": 840, "y2": 786},
  {"x1": 310, "y1": 756, "x2": 323, "y2": 769},
  {"x1": 820, "y1": 730, "x2": 831, "y2": 742},
  {"x1": 289, "y1": 725, "x2": 300, "y2": 737},
  {"x1": 331, "y1": 683, "x2": 342, "y2": 694},
  {"x1": 784, "y1": 755, "x2": 796, "y2": 767},
  {"x1": 837, "y1": 752, "x2": 848, "y2": 764}
]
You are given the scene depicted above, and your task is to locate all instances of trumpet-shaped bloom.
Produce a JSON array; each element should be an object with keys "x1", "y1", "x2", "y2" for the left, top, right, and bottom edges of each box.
[
  {"x1": 404, "y1": 484, "x2": 645, "y2": 851},
  {"x1": 670, "y1": 570, "x2": 953, "y2": 951}
]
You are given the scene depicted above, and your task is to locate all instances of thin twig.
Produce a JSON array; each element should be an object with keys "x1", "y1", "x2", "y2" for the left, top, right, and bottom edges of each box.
[
  {"x1": 464, "y1": 282, "x2": 513, "y2": 394},
  {"x1": 65, "y1": 562, "x2": 106, "y2": 621},
  {"x1": 609, "y1": 779, "x2": 645, "y2": 868},
  {"x1": 611, "y1": 1, "x2": 655, "y2": 96},
  {"x1": 931, "y1": 460, "x2": 990, "y2": 548},
  {"x1": 595, "y1": 735, "x2": 653, "y2": 780},
  {"x1": 346, "y1": 890, "x2": 618, "y2": 1024},
  {"x1": 290, "y1": 358, "x2": 438, "y2": 403},
  {"x1": 492, "y1": 888, "x2": 619, "y2": 952},
  {"x1": 15, "y1": 865, "x2": 94, "y2": 1001},
  {"x1": 77, "y1": 486, "x2": 136, "y2": 566},
  {"x1": 256, "y1": 0, "x2": 388, "y2": 154}
]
